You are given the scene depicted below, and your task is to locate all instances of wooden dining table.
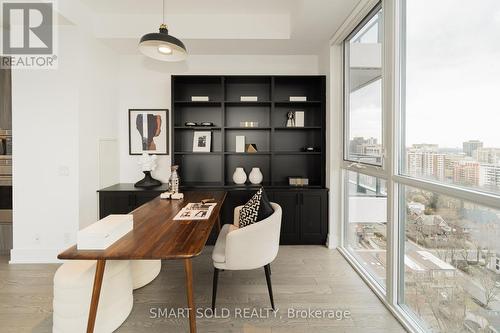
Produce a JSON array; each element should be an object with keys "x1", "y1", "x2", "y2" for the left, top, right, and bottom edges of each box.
[{"x1": 58, "y1": 190, "x2": 227, "y2": 333}]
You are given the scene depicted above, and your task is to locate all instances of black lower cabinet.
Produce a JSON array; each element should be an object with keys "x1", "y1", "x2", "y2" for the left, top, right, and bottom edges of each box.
[
  {"x1": 99, "y1": 192, "x2": 133, "y2": 217},
  {"x1": 203, "y1": 188, "x2": 328, "y2": 245},
  {"x1": 299, "y1": 191, "x2": 328, "y2": 244},
  {"x1": 98, "y1": 184, "x2": 328, "y2": 245},
  {"x1": 272, "y1": 190, "x2": 328, "y2": 245},
  {"x1": 271, "y1": 191, "x2": 300, "y2": 244},
  {"x1": 98, "y1": 184, "x2": 168, "y2": 219}
]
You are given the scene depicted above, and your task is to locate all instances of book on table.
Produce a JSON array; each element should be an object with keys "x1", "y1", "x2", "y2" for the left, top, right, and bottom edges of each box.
[{"x1": 173, "y1": 202, "x2": 217, "y2": 220}]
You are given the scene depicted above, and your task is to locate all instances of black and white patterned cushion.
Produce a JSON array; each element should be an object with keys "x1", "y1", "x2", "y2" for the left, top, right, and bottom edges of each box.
[{"x1": 238, "y1": 188, "x2": 274, "y2": 228}]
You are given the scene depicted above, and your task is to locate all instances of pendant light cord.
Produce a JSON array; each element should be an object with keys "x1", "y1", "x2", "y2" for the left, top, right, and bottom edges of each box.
[{"x1": 162, "y1": 0, "x2": 165, "y2": 24}]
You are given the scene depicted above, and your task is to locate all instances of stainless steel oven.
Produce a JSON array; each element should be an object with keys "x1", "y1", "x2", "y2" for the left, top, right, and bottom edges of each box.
[
  {"x1": 0, "y1": 129, "x2": 11, "y2": 156},
  {"x1": 0, "y1": 129, "x2": 12, "y2": 224}
]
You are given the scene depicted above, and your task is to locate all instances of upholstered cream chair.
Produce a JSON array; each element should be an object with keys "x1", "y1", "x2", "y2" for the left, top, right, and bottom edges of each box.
[{"x1": 211, "y1": 203, "x2": 282, "y2": 310}]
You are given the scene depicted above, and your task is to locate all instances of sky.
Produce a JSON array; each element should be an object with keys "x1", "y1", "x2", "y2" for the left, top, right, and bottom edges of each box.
[{"x1": 350, "y1": 0, "x2": 500, "y2": 149}]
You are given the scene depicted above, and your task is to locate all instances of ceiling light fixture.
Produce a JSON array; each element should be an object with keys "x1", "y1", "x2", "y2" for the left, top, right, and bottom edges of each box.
[{"x1": 138, "y1": 0, "x2": 187, "y2": 61}]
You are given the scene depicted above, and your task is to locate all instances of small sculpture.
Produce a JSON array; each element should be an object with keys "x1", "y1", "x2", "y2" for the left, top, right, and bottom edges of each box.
[
  {"x1": 134, "y1": 153, "x2": 162, "y2": 188},
  {"x1": 140, "y1": 153, "x2": 157, "y2": 172},
  {"x1": 286, "y1": 111, "x2": 295, "y2": 127},
  {"x1": 160, "y1": 165, "x2": 183, "y2": 200},
  {"x1": 169, "y1": 165, "x2": 180, "y2": 193}
]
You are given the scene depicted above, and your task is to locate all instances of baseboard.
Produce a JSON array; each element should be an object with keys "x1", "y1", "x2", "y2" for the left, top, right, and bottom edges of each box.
[
  {"x1": 9, "y1": 248, "x2": 62, "y2": 264},
  {"x1": 326, "y1": 233, "x2": 338, "y2": 249}
]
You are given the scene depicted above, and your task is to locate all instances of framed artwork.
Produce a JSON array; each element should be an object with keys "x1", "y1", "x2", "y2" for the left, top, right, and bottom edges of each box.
[
  {"x1": 192, "y1": 131, "x2": 211, "y2": 152},
  {"x1": 129, "y1": 109, "x2": 169, "y2": 155}
]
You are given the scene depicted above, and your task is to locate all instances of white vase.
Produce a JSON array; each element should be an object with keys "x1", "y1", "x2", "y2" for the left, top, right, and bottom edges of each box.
[
  {"x1": 232, "y1": 167, "x2": 247, "y2": 184},
  {"x1": 249, "y1": 167, "x2": 263, "y2": 184}
]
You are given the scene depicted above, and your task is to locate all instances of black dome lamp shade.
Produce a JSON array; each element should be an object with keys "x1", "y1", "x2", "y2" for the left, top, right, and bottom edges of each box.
[{"x1": 138, "y1": 0, "x2": 187, "y2": 62}]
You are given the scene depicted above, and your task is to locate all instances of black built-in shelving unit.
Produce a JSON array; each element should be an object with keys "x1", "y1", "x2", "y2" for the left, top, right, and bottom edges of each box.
[
  {"x1": 171, "y1": 75, "x2": 326, "y2": 189},
  {"x1": 98, "y1": 75, "x2": 328, "y2": 245}
]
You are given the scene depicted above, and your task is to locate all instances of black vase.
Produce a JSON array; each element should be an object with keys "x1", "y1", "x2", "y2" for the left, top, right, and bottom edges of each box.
[{"x1": 134, "y1": 171, "x2": 162, "y2": 189}]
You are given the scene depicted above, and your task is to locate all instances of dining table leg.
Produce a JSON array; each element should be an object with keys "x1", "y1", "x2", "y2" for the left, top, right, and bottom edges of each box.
[
  {"x1": 184, "y1": 258, "x2": 196, "y2": 333},
  {"x1": 87, "y1": 259, "x2": 106, "y2": 333}
]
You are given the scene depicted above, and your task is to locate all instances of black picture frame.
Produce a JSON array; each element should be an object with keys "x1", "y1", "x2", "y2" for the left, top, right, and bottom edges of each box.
[{"x1": 128, "y1": 109, "x2": 169, "y2": 155}]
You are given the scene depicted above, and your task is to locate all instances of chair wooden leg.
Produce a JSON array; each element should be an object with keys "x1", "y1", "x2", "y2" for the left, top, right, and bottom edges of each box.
[
  {"x1": 211, "y1": 267, "x2": 219, "y2": 311},
  {"x1": 264, "y1": 264, "x2": 275, "y2": 310}
]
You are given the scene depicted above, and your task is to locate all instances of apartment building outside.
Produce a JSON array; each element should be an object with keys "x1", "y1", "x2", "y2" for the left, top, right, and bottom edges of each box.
[
  {"x1": 463, "y1": 140, "x2": 484, "y2": 157},
  {"x1": 453, "y1": 160, "x2": 480, "y2": 186}
]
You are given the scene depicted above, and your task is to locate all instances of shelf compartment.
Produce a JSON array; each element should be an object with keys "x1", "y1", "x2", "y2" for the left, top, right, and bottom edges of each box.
[
  {"x1": 173, "y1": 101, "x2": 222, "y2": 105},
  {"x1": 225, "y1": 154, "x2": 271, "y2": 185},
  {"x1": 174, "y1": 154, "x2": 223, "y2": 184},
  {"x1": 274, "y1": 151, "x2": 322, "y2": 155},
  {"x1": 174, "y1": 152, "x2": 222, "y2": 155},
  {"x1": 173, "y1": 104, "x2": 222, "y2": 127},
  {"x1": 274, "y1": 127, "x2": 322, "y2": 130},
  {"x1": 173, "y1": 76, "x2": 223, "y2": 102},
  {"x1": 180, "y1": 181, "x2": 224, "y2": 188},
  {"x1": 224, "y1": 182, "x2": 273, "y2": 188},
  {"x1": 225, "y1": 76, "x2": 271, "y2": 102},
  {"x1": 225, "y1": 101, "x2": 271, "y2": 105},
  {"x1": 174, "y1": 130, "x2": 222, "y2": 152},
  {"x1": 273, "y1": 104, "x2": 322, "y2": 127},
  {"x1": 273, "y1": 129, "x2": 321, "y2": 152},
  {"x1": 272, "y1": 155, "x2": 322, "y2": 187},
  {"x1": 224, "y1": 152, "x2": 271, "y2": 155},
  {"x1": 174, "y1": 126, "x2": 221, "y2": 130},
  {"x1": 270, "y1": 182, "x2": 323, "y2": 188},
  {"x1": 273, "y1": 76, "x2": 324, "y2": 102},
  {"x1": 274, "y1": 101, "x2": 322, "y2": 105},
  {"x1": 225, "y1": 104, "x2": 270, "y2": 127},
  {"x1": 225, "y1": 127, "x2": 271, "y2": 130},
  {"x1": 225, "y1": 129, "x2": 270, "y2": 152}
]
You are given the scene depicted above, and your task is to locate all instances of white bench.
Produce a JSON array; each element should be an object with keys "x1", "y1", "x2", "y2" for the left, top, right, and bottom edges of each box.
[{"x1": 53, "y1": 259, "x2": 161, "y2": 333}]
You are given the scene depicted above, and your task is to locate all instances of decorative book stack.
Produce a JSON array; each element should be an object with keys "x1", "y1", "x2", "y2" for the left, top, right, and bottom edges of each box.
[{"x1": 191, "y1": 96, "x2": 209, "y2": 101}]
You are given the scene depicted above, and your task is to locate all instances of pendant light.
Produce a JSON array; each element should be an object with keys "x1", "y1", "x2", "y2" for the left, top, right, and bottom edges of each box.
[{"x1": 138, "y1": 0, "x2": 187, "y2": 62}]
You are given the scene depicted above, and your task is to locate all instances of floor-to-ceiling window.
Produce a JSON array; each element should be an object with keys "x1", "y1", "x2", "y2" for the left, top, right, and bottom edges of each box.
[
  {"x1": 340, "y1": 1, "x2": 500, "y2": 332},
  {"x1": 398, "y1": 1, "x2": 500, "y2": 331},
  {"x1": 342, "y1": 3, "x2": 387, "y2": 292}
]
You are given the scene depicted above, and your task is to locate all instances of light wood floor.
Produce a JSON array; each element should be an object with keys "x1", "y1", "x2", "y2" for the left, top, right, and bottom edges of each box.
[{"x1": 0, "y1": 246, "x2": 405, "y2": 333}]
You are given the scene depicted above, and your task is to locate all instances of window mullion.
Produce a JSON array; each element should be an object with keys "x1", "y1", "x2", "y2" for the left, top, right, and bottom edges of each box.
[{"x1": 393, "y1": 174, "x2": 500, "y2": 210}]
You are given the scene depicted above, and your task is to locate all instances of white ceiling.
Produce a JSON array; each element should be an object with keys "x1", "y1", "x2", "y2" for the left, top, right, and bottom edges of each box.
[{"x1": 64, "y1": 0, "x2": 360, "y2": 55}]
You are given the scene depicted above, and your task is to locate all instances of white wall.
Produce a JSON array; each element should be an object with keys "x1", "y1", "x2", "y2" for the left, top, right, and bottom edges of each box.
[
  {"x1": 318, "y1": 43, "x2": 337, "y2": 248},
  {"x1": 118, "y1": 54, "x2": 320, "y2": 183},
  {"x1": 11, "y1": 26, "x2": 80, "y2": 263},
  {"x1": 78, "y1": 32, "x2": 119, "y2": 229},
  {"x1": 11, "y1": 26, "x2": 119, "y2": 263}
]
